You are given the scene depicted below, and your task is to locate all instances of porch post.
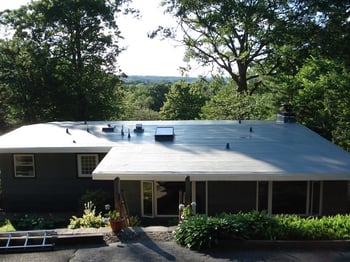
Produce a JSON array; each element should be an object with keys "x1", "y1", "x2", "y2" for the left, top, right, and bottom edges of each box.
[
  {"x1": 185, "y1": 176, "x2": 191, "y2": 206},
  {"x1": 113, "y1": 177, "x2": 121, "y2": 213}
]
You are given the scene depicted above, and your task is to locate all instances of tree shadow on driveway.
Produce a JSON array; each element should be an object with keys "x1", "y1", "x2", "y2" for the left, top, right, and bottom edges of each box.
[{"x1": 116, "y1": 227, "x2": 176, "y2": 261}]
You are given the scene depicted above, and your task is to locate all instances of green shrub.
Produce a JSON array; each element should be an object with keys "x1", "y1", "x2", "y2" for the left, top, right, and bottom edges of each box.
[
  {"x1": 174, "y1": 211, "x2": 350, "y2": 250},
  {"x1": 69, "y1": 201, "x2": 106, "y2": 229},
  {"x1": 218, "y1": 211, "x2": 278, "y2": 240},
  {"x1": 128, "y1": 216, "x2": 141, "y2": 227},
  {"x1": 0, "y1": 219, "x2": 16, "y2": 232},
  {"x1": 173, "y1": 215, "x2": 217, "y2": 250},
  {"x1": 13, "y1": 214, "x2": 63, "y2": 230}
]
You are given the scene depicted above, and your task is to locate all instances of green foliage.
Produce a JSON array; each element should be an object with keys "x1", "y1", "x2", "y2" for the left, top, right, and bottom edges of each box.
[
  {"x1": 173, "y1": 215, "x2": 218, "y2": 250},
  {"x1": 105, "y1": 210, "x2": 121, "y2": 220},
  {"x1": 128, "y1": 216, "x2": 141, "y2": 227},
  {"x1": 201, "y1": 83, "x2": 276, "y2": 120},
  {"x1": 79, "y1": 189, "x2": 113, "y2": 214},
  {"x1": 120, "y1": 81, "x2": 170, "y2": 120},
  {"x1": 0, "y1": 0, "x2": 131, "y2": 126},
  {"x1": 160, "y1": 80, "x2": 206, "y2": 120},
  {"x1": 174, "y1": 211, "x2": 350, "y2": 250},
  {"x1": 69, "y1": 202, "x2": 106, "y2": 229},
  {"x1": 292, "y1": 57, "x2": 350, "y2": 151},
  {"x1": 162, "y1": 0, "x2": 305, "y2": 94},
  {"x1": 13, "y1": 214, "x2": 61, "y2": 230},
  {"x1": 0, "y1": 219, "x2": 16, "y2": 232},
  {"x1": 275, "y1": 214, "x2": 350, "y2": 240}
]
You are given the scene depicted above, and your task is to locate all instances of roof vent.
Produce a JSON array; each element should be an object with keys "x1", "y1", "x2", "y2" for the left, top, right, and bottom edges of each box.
[
  {"x1": 134, "y1": 123, "x2": 144, "y2": 133},
  {"x1": 277, "y1": 104, "x2": 296, "y2": 123},
  {"x1": 102, "y1": 124, "x2": 115, "y2": 133},
  {"x1": 155, "y1": 127, "x2": 175, "y2": 141}
]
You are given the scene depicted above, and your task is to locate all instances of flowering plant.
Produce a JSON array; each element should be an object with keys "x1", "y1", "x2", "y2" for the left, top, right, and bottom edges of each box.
[
  {"x1": 104, "y1": 204, "x2": 121, "y2": 220},
  {"x1": 106, "y1": 210, "x2": 121, "y2": 220},
  {"x1": 179, "y1": 202, "x2": 197, "y2": 220}
]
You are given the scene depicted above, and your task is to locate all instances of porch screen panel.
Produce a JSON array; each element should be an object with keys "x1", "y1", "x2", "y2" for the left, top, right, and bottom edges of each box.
[
  {"x1": 257, "y1": 181, "x2": 268, "y2": 212},
  {"x1": 142, "y1": 181, "x2": 153, "y2": 216},
  {"x1": 272, "y1": 181, "x2": 307, "y2": 214},
  {"x1": 196, "y1": 182, "x2": 206, "y2": 214},
  {"x1": 156, "y1": 182, "x2": 185, "y2": 216},
  {"x1": 310, "y1": 181, "x2": 320, "y2": 215}
]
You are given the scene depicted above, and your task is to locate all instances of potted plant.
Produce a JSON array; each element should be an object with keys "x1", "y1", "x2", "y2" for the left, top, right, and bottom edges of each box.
[{"x1": 105, "y1": 209, "x2": 125, "y2": 232}]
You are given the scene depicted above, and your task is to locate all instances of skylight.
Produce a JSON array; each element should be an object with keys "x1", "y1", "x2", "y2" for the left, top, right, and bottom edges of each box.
[{"x1": 155, "y1": 127, "x2": 175, "y2": 141}]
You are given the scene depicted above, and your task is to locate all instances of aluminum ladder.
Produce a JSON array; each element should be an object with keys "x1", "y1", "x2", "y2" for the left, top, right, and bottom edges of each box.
[{"x1": 0, "y1": 230, "x2": 57, "y2": 252}]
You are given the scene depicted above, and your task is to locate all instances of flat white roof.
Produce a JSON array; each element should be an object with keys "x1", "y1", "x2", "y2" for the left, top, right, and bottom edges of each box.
[{"x1": 1, "y1": 120, "x2": 350, "y2": 181}]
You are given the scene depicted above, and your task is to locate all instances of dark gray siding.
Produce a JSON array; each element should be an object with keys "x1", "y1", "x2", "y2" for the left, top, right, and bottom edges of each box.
[
  {"x1": 208, "y1": 181, "x2": 256, "y2": 215},
  {"x1": 322, "y1": 181, "x2": 349, "y2": 215},
  {"x1": 1, "y1": 153, "x2": 112, "y2": 212}
]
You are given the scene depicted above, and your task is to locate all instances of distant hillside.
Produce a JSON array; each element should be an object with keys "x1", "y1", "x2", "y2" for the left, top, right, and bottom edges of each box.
[{"x1": 123, "y1": 75, "x2": 198, "y2": 84}]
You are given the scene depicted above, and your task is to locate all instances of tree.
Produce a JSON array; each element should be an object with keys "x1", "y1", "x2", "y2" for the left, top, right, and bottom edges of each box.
[
  {"x1": 0, "y1": 0, "x2": 132, "y2": 127},
  {"x1": 200, "y1": 81, "x2": 275, "y2": 120},
  {"x1": 161, "y1": 1, "x2": 350, "y2": 93},
  {"x1": 299, "y1": 0, "x2": 350, "y2": 67},
  {"x1": 0, "y1": 37, "x2": 56, "y2": 124},
  {"x1": 161, "y1": 0, "x2": 298, "y2": 94},
  {"x1": 120, "y1": 81, "x2": 170, "y2": 120},
  {"x1": 160, "y1": 80, "x2": 206, "y2": 120},
  {"x1": 292, "y1": 57, "x2": 350, "y2": 151}
]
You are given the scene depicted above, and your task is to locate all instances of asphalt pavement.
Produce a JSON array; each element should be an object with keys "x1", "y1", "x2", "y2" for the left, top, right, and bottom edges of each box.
[{"x1": 2, "y1": 240, "x2": 350, "y2": 262}]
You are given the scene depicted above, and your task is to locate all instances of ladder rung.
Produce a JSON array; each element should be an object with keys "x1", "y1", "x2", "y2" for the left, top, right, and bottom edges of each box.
[
  {"x1": 0, "y1": 230, "x2": 57, "y2": 251},
  {"x1": 24, "y1": 232, "x2": 29, "y2": 247},
  {"x1": 6, "y1": 234, "x2": 11, "y2": 248}
]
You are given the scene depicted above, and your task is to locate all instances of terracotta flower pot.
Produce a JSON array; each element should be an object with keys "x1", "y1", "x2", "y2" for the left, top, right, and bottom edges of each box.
[{"x1": 109, "y1": 218, "x2": 125, "y2": 232}]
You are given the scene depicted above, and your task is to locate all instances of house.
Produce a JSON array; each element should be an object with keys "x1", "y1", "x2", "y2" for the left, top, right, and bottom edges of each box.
[{"x1": 1, "y1": 116, "x2": 350, "y2": 220}]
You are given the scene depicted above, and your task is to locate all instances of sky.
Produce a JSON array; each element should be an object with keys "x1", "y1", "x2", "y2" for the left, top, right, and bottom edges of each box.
[{"x1": 0, "y1": 0, "x2": 204, "y2": 77}]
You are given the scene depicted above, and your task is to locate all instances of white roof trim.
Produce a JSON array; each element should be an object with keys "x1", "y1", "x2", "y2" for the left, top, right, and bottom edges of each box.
[{"x1": 92, "y1": 142, "x2": 350, "y2": 181}]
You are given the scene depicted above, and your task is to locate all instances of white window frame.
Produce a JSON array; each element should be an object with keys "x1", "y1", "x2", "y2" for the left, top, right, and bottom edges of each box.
[
  {"x1": 77, "y1": 154, "x2": 99, "y2": 178},
  {"x1": 14, "y1": 154, "x2": 35, "y2": 178}
]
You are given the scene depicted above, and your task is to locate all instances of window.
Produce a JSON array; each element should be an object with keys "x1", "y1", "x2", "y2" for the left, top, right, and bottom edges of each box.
[
  {"x1": 272, "y1": 181, "x2": 308, "y2": 214},
  {"x1": 195, "y1": 182, "x2": 207, "y2": 214},
  {"x1": 255, "y1": 181, "x2": 322, "y2": 216},
  {"x1": 14, "y1": 154, "x2": 35, "y2": 178},
  {"x1": 142, "y1": 181, "x2": 153, "y2": 217},
  {"x1": 256, "y1": 181, "x2": 268, "y2": 212},
  {"x1": 77, "y1": 154, "x2": 99, "y2": 177},
  {"x1": 156, "y1": 182, "x2": 185, "y2": 216},
  {"x1": 141, "y1": 181, "x2": 207, "y2": 217}
]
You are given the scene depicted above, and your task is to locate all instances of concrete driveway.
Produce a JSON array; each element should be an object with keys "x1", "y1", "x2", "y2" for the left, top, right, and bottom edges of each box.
[{"x1": 2, "y1": 240, "x2": 350, "y2": 262}]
